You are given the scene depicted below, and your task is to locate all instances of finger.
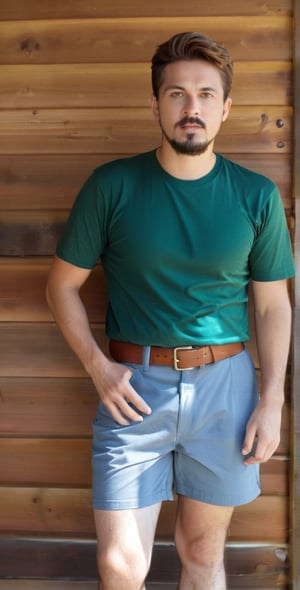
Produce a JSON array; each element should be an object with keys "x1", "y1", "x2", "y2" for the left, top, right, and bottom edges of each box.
[
  {"x1": 252, "y1": 437, "x2": 268, "y2": 462},
  {"x1": 114, "y1": 365, "x2": 152, "y2": 415},
  {"x1": 106, "y1": 398, "x2": 146, "y2": 425},
  {"x1": 126, "y1": 386, "x2": 152, "y2": 415},
  {"x1": 255, "y1": 441, "x2": 278, "y2": 463},
  {"x1": 106, "y1": 403, "x2": 132, "y2": 426},
  {"x1": 243, "y1": 438, "x2": 276, "y2": 465},
  {"x1": 117, "y1": 395, "x2": 145, "y2": 423},
  {"x1": 242, "y1": 425, "x2": 257, "y2": 457},
  {"x1": 101, "y1": 394, "x2": 144, "y2": 425}
]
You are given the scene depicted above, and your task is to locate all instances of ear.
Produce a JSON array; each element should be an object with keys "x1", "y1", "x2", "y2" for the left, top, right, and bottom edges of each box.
[
  {"x1": 222, "y1": 97, "x2": 232, "y2": 123},
  {"x1": 151, "y1": 95, "x2": 160, "y2": 120}
]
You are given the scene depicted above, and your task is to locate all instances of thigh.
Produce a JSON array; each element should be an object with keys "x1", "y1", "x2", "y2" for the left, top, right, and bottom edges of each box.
[
  {"x1": 94, "y1": 503, "x2": 161, "y2": 567},
  {"x1": 175, "y1": 349, "x2": 260, "y2": 506},
  {"x1": 92, "y1": 364, "x2": 180, "y2": 510},
  {"x1": 175, "y1": 495, "x2": 233, "y2": 554}
]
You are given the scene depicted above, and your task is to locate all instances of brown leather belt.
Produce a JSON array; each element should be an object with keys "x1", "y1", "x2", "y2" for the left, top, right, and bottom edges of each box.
[{"x1": 109, "y1": 340, "x2": 244, "y2": 371}]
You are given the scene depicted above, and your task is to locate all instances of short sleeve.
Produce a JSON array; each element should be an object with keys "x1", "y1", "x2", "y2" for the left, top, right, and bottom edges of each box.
[
  {"x1": 56, "y1": 171, "x2": 108, "y2": 269},
  {"x1": 249, "y1": 186, "x2": 295, "y2": 281}
]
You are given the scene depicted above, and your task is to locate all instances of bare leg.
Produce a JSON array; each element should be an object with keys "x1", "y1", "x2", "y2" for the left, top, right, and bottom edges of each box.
[
  {"x1": 175, "y1": 496, "x2": 233, "y2": 590},
  {"x1": 94, "y1": 502, "x2": 161, "y2": 590}
]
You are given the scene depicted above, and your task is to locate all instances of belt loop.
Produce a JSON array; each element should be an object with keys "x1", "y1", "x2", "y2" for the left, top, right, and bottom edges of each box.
[{"x1": 142, "y1": 346, "x2": 151, "y2": 371}]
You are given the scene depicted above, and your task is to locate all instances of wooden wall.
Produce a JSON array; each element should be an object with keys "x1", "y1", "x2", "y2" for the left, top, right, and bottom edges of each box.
[{"x1": 0, "y1": 1, "x2": 295, "y2": 588}]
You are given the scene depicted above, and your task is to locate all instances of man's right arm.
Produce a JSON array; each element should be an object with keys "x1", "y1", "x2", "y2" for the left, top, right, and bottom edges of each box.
[{"x1": 46, "y1": 256, "x2": 151, "y2": 424}]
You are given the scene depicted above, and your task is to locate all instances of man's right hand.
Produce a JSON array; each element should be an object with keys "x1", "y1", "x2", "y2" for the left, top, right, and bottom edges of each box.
[{"x1": 90, "y1": 357, "x2": 152, "y2": 425}]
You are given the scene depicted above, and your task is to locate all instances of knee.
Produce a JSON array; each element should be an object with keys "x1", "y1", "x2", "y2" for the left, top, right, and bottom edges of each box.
[
  {"x1": 175, "y1": 530, "x2": 225, "y2": 570},
  {"x1": 97, "y1": 545, "x2": 149, "y2": 586}
]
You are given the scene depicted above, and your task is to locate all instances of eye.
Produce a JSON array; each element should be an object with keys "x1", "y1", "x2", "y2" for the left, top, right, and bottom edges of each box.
[
  {"x1": 201, "y1": 91, "x2": 214, "y2": 99},
  {"x1": 170, "y1": 91, "x2": 184, "y2": 97}
]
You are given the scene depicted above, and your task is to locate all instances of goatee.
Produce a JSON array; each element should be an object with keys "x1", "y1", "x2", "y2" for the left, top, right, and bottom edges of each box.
[
  {"x1": 160, "y1": 116, "x2": 214, "y2": 156},
  {"x1": 167, "y1": 134, "x2": 211, "y2": 156}
]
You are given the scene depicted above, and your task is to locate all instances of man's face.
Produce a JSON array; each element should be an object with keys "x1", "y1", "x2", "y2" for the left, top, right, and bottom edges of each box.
[{"x1": 152, "y1": 59, "x2": 232, "y2": 155}]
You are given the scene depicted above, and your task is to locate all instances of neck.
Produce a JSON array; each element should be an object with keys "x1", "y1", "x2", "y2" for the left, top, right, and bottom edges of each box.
[{"x1": 156, "y1": 141, "x2": 216, "y2": 180}]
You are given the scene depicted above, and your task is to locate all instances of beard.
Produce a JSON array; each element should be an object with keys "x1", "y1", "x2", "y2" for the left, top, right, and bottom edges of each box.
[
  {"x1": 165, "y1": 133, "x2": 213, "y2": 155},
  {"x1": 159, "y1": 116, "x2": 214, "y2": 156}
]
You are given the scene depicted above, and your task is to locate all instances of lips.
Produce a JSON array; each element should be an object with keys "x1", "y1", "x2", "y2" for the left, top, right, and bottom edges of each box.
[{"x1": 181, "y1": 124, "x2": 202, "y2": 129}]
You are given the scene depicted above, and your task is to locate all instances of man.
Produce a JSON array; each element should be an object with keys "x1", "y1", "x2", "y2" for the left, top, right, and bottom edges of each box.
[{"x1": 46, "y1": 32, "x2": 295, "y2": 590}]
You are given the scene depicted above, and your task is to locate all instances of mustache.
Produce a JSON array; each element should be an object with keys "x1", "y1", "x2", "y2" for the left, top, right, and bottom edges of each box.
[{"x1": 175, "y1": 116, "x2": 206, "y2": 129}]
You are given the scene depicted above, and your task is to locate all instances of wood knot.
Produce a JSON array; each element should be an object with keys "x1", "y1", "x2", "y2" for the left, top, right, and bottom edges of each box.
[
  {"x1": 20, "y1": 38, "x2": 40, "y2": 55},
  {"x1": 260, "y1": 113, "x2": 269, "y2": 127}
]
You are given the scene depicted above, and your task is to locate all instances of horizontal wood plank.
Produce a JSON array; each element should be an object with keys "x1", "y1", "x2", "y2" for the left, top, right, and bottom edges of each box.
[
  {"x1": 225, "y1": 154, "x2": 291, "y2": 208},
  {"x1": 259, "y1": 460, "x2": 289, "y2": 495},
  {"x1": 0, "y1": 62, "x2": 292, "y2": 109},
  {"x1": 0, "y1": 322, "x2": 107, "y2": 378},
  {"x1": 0, "y1": 0, "x2": 292, "y2": 20},
  {"x1": 0, "y1": 107, "x2": 291, "y2": 155},
  {"x1": 0, "y1": 17, "x2": 291, "y2": 65},
  {"x1": 0, "y1": 258, "x2": 293, "y2": 323},
  {"x1": 0, "y1": 439, "x2": 93, "y2": 486},
  {"x1": 0, "y1": 580, "x2": 286, "y2": 590},
  {"x1": 158, "y1": 496, "x2": 289, "y2": 543},
  {"x1": 0, "y1": 211, "x2": 66, "y2": 256},
  {"x1": 0, "y1": 378, "x2": 98, "y2": 437},
  {"x1": 0, "y1": 152, "x2": 292, "y2": 211},
  {"x1": 0, "y1": 154, "x2": 99, "y2": 210},
  {"x1": 0, "y1": 322, "x2": 260, "y2": 378},
  {"x1": 0, "y1": 488, "x2": 288, "y2": 542},
  {"x1": 0, "y1": 377, "x2": 290, "y2": 453},
  {"x1": 0, "y1": 438, "x2": 289, "y2": 490},
  {"x1": 0, "y1": 540, "x2": 289, "y2": 587},
  {"x1": 0, "y1": 207, "x2": 294, "y2": 257},
  {"x1": 0, "y1": 259, "x2": 107, "y2": 322}
]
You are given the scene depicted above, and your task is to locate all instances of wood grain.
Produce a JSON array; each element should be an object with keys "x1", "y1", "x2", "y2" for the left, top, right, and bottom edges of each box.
[
  {"x1": 0, "y1": 377, "x2": 290, "y2": 455},
  {"x1": 0, "y1": 322, "x2": 261, "y2": 378},
  {"x1": 0, "y1": 211, "x2": 66, "y2": 256},
  {"x1": 0, "y1": 438, "x2": 289, "y2": 489},
  {"x1": 0, "y1": 540, "x2": 289, "y2": 587},
  {"x1": 0, "y1": 377, "x2": 98, "y2": 437},
  {"x1": 0, "y1": 259, "x2": 107, "y2": 322},
  {"x1": 0, "y1": 62, "x2": 292, "y2": 109},
  {"x1": 0, "y1": 17, "x2": 291, "y2": 65},
  {"x1": 0, "y1": 0, "x2": 292, "y2": 20},
  {"x1": 0, "y1": 322, "x2": 108, "y2": 378},
  {"x1": 0, "y1": 580, "x2": 286, "y2": 590},
  {"x1": 0, "y1": 107, "x2": 291, "y2": 155},
  {"x1": 0, "y1": 488, "x2": 288, "y2": 542},
  {"x1": 0, "y1": 212, "x2": 294, "y2": 258},
  {"x1": 0, "y1": 153, "x2": 292, "y2": 211}
]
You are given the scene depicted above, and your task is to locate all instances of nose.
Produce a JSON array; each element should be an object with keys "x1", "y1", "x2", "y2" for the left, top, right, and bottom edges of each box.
[{"x1": 183, "y1": 94, "x2": 200, "y2": 116}]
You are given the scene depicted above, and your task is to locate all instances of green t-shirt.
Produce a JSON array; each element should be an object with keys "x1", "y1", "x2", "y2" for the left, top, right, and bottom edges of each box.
[{"x1": 57, "y1": 151, "x2": 295, "y2": 346}]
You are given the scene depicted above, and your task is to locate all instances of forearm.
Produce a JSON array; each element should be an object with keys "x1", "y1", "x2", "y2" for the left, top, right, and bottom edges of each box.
[
  {"x1": 254, "y1": 300, "x2": 292, "y2": 406},
  {"x1": 46, "y1": 281, "x2": 107, "y2": 375},
  {"x1": 242, "y1": 281, "x2": 292, "y2": 463}
]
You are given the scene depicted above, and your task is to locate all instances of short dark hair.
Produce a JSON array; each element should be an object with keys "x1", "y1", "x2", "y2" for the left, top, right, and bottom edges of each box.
[{"x1": 151, "y1": 31, "x2": 233, "y2": 101}]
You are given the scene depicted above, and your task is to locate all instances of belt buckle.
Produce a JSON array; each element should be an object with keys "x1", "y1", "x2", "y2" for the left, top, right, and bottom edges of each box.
[{"x1": 173, "y1": 346, "x2": 194, "y2": 371}]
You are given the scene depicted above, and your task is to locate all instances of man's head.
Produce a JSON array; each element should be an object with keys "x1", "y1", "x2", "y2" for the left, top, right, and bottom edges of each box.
[
  {"x1": 150, "y1": 32, "x2": 233, "y2": 157},
  {"x1": 151, "y1": 31, "x2": 233, "y2": 102}
]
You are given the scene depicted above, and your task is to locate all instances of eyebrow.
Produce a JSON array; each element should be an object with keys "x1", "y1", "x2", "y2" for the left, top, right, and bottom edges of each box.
[{"x1": 163, "y1": 84, "x2": 219, "y2": 94}]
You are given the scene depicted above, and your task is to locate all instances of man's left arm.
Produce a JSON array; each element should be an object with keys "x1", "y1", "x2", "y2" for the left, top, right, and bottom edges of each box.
[{"x1": 242, "y1": 279, "x2": 292, "y2": 465}]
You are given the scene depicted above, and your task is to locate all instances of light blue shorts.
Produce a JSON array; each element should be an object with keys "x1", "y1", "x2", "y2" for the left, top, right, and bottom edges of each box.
[{"x1": 92, "y1": 348, "x2": 260, "y2": 510}]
